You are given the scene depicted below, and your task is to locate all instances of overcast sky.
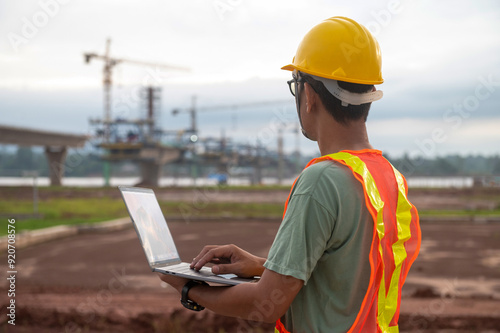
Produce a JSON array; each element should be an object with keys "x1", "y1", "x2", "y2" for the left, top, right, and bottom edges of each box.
[{"x1": 1, "y1": 0, "x2": 499, "y2": 157}]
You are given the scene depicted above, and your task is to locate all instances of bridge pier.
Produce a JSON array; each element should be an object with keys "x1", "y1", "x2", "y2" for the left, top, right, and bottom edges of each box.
[
  {"x1": 45, "y1": 146, "x2": 68, "y2": 186},
  {"x1": 139, "y1": 161, "x2": 162, "y2": 187},
  {"x1": 0, "y1": 125, "x2": 88, "y2": 186}
]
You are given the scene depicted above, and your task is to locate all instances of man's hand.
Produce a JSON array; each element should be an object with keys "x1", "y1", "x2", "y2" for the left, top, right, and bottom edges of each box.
[
  {"x1": 157, "y1": 273, "x2": 189, "y2": 294},
  {"x1": 190, "y1": 244, "x2": 266, "y2": 278}
]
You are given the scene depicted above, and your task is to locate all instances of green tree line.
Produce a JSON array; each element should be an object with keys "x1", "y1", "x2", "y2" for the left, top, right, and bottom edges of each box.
[{"x1": 1, "y1": 147, "x2": 500, "y2": 178}]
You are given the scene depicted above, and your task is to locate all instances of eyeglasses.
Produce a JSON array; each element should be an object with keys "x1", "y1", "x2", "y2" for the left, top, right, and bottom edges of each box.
[
  {"x1": 287, "y1": 74, "x2": 318, "y2": 97},
  {"x1": 287, "y1": 75, "x2": 301, "y2": 97}
]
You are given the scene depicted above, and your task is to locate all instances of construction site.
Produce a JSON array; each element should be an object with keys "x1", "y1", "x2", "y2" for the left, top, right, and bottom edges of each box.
[
  {"x1": 1, "y1": 2, "x2": 500, "y2": 332},
  {"x1": 1, "y1": 37, "x2": 300, "y2": 190},
  {"x1": 81, "y1": 39, "x2": 299, "y2": 188}
]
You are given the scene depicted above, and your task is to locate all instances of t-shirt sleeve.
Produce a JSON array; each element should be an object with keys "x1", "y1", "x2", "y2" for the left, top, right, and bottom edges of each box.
[{"x1": 264, "y1": 163, "x2": 338, "y2": 285}]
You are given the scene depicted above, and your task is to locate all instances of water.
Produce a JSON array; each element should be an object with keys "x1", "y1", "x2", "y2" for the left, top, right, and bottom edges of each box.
[
  {"x1": 406, "y1": 177, "x2": 474, "y2": 189},
  {"x1": 0, "y1": 176, "x2": 474, "y2": 188},
  {"x1": 0, "y1": 176, "x2": 296, "y2": 187}
]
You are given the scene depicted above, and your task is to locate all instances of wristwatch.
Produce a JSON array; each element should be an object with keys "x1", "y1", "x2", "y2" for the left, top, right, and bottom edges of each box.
[{"x1": 181, "y1": 280, "x2": 208, "y2": 311}]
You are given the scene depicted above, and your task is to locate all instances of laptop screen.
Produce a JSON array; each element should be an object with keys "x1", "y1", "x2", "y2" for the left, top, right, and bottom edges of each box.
[{"x1": 120, "y1": 188, "x2": 180, "y2": 265}]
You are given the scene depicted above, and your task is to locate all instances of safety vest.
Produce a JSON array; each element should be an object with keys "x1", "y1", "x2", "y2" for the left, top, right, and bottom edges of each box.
[{"x1": 275, "y1": 150, "x2": 421, "y2": 333}]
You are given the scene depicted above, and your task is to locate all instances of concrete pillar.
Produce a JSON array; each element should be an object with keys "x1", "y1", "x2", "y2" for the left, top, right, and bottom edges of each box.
[
  {"x1": 45, "y1": 146, "x2": 67, "y2": 186},
  {"x1": 139, "y1": 161, "x2": 161, "y2": 187}
]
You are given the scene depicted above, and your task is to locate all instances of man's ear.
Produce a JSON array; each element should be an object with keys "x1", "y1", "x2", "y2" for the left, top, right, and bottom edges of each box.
[{"x1": 303, "y1": 82, "x2": 317, "y2": 114}]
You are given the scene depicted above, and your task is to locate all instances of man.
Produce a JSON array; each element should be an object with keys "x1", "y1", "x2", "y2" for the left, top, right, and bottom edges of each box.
[{"x1": 159, "y1": 16, "x2": 421, "y2": 332}]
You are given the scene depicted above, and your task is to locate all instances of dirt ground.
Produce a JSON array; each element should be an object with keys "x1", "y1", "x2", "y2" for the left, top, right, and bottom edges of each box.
[{"x1": 1, "y1": 187, "x2": 500, "y2": 332}]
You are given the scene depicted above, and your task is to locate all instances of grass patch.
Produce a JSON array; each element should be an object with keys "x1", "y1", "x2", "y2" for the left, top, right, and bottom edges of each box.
[
  {"x1": 0, "y1": 198, "x2": 128, "y2": 235},
  {"x1": 2, "y1": 191, "x2": 499, "y2": 236},
  {"x1": 0, "y1": 198, "x2": 285, "y2": 235}
]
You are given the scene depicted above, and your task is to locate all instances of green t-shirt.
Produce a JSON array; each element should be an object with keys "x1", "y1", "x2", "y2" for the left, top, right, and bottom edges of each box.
[{"x1": 264, "y1": 160, "x2": 373, "y2": 333}]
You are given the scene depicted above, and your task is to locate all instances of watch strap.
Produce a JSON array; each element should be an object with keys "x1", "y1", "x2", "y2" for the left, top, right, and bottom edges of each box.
[{"x1": 181, "y1": 280, "x2": 208, "y2": 311}]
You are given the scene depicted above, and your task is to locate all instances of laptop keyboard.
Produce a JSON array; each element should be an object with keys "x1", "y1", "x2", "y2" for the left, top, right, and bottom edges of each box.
[{"x1": 163, "y1": 262, "x2": 215, "y2": 277}]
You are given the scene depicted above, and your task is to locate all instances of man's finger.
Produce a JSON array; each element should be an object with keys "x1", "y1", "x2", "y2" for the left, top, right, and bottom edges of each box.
[
  {"x1": 193, "y1": 246, "x2": 233, "y2": 271},
  {"x1": 190, "y1": 245, "x2": 217, "y2": 269},
  {"x1": 193, "y1": 248, "x2": 223, "y2": 270}
]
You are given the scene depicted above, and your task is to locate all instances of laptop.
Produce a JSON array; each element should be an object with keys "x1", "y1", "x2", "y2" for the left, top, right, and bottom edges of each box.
[{"x1": 119, "y1": 186, "x2": 257, "y2": 285}]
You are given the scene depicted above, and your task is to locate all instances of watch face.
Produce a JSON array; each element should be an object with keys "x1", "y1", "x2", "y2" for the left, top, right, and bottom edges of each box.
[{"x1": 181, "y1": 299, "x2": 204, "y2": 311}]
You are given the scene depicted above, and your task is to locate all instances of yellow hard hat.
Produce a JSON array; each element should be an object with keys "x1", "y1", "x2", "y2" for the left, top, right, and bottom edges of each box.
[{"x1": 282, "y1": 16, "x2": 383, "y2": 85}]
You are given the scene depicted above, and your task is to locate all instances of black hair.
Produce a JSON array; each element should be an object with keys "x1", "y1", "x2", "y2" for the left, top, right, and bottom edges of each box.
[{"x1": 300, "y1": 74, "x2": 374, "y2": 125}]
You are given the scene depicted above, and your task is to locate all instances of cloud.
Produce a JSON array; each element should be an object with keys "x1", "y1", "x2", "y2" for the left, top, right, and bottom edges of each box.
[{"x1": 1, "y1": 0, "x2": 499, "y2": 158}]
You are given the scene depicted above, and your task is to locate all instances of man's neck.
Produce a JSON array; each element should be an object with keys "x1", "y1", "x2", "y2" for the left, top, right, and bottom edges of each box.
[{"x1": 316, "y1": 119, "x2": 373, "y2": 156}]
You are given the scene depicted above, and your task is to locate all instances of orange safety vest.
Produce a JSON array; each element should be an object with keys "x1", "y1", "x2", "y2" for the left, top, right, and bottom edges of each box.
[{"x1": 275, "y1": 150, "x2": 421, "y2": 333}]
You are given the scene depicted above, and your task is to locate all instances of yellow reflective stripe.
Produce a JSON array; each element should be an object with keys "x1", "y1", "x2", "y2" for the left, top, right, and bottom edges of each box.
[
  {"x1": 275, "y1": 329, "x2": 280, "y2": 333},
  {"x1": 375, "y1": 166, "x2": 413, "y2": 333},
  {"x1": 377, "y1": 255, "x2": 389, "y2": 329},
  {"x1": 385, "y1": 168, "x2": 413, "y2": 320},
  {"x1": 387, "y1": 325, "x2": 400, "y2": 333}
]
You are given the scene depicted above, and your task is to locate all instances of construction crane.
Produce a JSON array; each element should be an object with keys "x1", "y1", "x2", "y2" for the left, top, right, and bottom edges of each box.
[
  {"x1": 171, "y1": 96, "x2": 294, "y2": 134},
  {"x1": 83, "y1": 38, "x2": 190, "y2": 187},
  {"x1": 84, "y1": 38, "x2": 190, "y2": 142}
]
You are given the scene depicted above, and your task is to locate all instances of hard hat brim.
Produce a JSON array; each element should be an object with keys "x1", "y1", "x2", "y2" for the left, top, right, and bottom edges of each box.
[
  {"x1": 281, "y1": 64, "x2": 384, "y2": 85},
  {"x1": 281, "y1": 64, "x2": 295, "y2": 72}
]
